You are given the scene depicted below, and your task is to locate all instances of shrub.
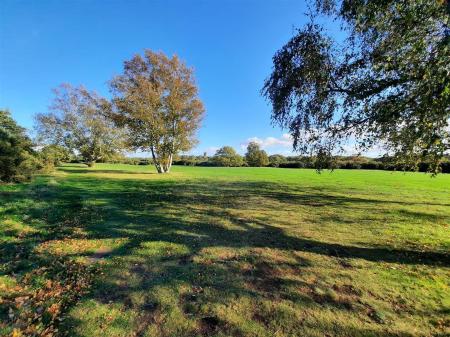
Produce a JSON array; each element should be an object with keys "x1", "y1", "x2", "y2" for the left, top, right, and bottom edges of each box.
[
  {"x1": 0, "y1": 110, "x2": 40, "y2": 182},
  {"x1": 441, "y1": 161, "x2": 450, "y2": 173},
  {"x1": 279, "y1": 162, "x2": 304, "y2": 168},
  {"x1": 38, "y1": 145, "x2": 71, "y2": 172},
  {"x1": 269, "y1": 154, "x2": 287, "y2": 167},
  {"x1": 138, "y1": 159, "x2": 151, "y2": 165}
]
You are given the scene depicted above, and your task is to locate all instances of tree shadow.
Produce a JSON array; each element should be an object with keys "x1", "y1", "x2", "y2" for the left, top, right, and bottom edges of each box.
[
  {"x1": 58, "y1": 168, "x2": 156, "y2": 175},
  {"x1": 1, "y1": 175, "x2": 448, "y2": 336}
]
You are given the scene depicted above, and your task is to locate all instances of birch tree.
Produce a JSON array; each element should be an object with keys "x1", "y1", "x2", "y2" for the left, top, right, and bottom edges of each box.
[
  {"x1": 110, "y1": 50, "x2": 205, "y2": 173},
  {"x1": 263, "y1": 0, "x2": 449, "y2": 173},
  {"x1": 35, "y1": 84, "x2": 124, "y2": 167}
]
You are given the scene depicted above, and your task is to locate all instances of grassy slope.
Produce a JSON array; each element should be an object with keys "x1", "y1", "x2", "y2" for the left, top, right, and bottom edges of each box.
[{"x1": 1, "y1": 164, "x2": 449, "y2": 337}]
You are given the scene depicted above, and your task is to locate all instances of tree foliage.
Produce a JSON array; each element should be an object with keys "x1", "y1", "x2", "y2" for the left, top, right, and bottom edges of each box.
[
  {"x1": 212, "y1": 146, "x2": 244, "y2": 167},
  {"x1": 35, "y1": 84, "x2": 124, "y2": 166},
  {"x1": 38, "y1": 144, "x2": 71, "y2": 171},
  {"x1": 268, "y1": 154, "x2": 287, "y2": 167},
  {"x1": 263, "y1": 0, "x2": 450, "y2": 173},
  {"x1": 0, "y1": 110, "x2": 39, "y2": 182},
  {"x1": 110, "y1": 50, "x2": 205, "y2": 173},
  {"x1": 245, "y1": 142, "x2": 269, "y2": 167}
]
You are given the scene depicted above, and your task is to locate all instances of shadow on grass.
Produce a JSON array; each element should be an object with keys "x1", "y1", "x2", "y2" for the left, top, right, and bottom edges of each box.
[
  {"x1": 58, "y1": 169, "x2": 156, "y2": 175},
  {"x1": 1, "y1": 175, "x2": 448, "y2": 336}
]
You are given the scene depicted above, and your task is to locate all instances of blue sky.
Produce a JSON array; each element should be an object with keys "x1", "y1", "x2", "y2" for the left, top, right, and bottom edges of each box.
[{"x1": 1, "y1": 0, "x2": 377, "y2": 156}]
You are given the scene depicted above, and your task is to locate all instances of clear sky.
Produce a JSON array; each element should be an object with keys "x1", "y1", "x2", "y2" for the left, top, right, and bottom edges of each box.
[{"x1": 0, "y1": 0, "x2": 354, "y2": 156}]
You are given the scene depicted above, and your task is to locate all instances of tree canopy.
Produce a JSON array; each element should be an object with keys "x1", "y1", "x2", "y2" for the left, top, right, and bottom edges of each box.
[
  {"x1": 110, "y1": 50, "x2": 205, "y2": 173},
  {"x1": 268, "y1": 154, "x2": 287, "y2": 167},
  {"x1": 245, "y1": 142, "x2": 269, "y2": 167},
  {"x1": 212, "y1": 146, "x2": 244, "y2": 167},
  {"x1": 35, "y1": 84, "x2": 124, "y2": 166},
  {"x1": 263, "y1": 0, "x2": 449, "y2": 173}
]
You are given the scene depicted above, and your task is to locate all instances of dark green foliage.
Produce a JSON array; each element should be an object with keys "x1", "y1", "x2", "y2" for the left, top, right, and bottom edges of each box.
[
  {"x1": 268, "y1": 154, "x2": 287, "y2": 167},
  {"x1": 0, "y1": 110, "x2": 39, "y2": 182},
  {"x1": 277, "y1": 155, "x2": 450, "y2": 173},
  {"x1": 212, "y1": 146, "x2": 244, "y2": 167},
  {"x1": 263, "y1": 0, "x2": 450, "y2": 174},
  {"x1": 101, "y1": 156, "x2": 153, "y2": 166},
  {"x1": 38, "y1": 145, "x2": 72, "y2": 171},
  {"x1": 169, "y1": 152, "x2": 450, "y2": 173},
  {"x1": 173, "y1": 154, "x2": 209, "y2": 166},
  {"x1": 245, "y1": 142, "x2": 269, "y2": 167}
]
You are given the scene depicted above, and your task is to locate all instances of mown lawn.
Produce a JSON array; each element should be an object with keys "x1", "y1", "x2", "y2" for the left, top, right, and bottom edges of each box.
[{"x1": 1, "y1": 164, "x2": 449, "y2": 337}]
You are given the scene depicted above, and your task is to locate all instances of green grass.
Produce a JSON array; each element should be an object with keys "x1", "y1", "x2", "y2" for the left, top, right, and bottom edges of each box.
[{"x1": 1, "y1": 163, "x2": 449, "y2": 337}]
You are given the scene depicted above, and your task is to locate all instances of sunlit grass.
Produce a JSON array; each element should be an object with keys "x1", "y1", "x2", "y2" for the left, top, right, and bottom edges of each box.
[{"x1": 1, "y1": 163, "x2": 449, "y2": 336}]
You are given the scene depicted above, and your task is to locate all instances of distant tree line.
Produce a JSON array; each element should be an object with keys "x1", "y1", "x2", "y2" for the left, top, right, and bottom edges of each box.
[
  {"x1": 86, "y1": 140, "x2": 449, "y2": 173},
  {"x1": 171, "y1": 153, "x2": 450, "y2": 173}
]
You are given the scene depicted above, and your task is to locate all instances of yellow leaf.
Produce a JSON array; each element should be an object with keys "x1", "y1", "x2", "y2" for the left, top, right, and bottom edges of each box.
[{"x1": 12, "y1": 328, "x2": 23, "y2": 337}]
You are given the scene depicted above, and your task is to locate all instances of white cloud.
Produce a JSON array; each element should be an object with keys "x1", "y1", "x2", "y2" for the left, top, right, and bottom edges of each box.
[
  {"x1": 240, "y1": 133, "x2": 293, "y2": 151},
  {"x1": 183, "y1": 146, "x2": 220, "y2": 156},
  {"x1": 203, "y1": 146, "x2": 220, "y2": 155},
  {"x1": 240, "y1": 133, "x2": 385, "y2": 157},
  {"x1": 338, "y1": 142, "x2": 384, "y2": 158}
]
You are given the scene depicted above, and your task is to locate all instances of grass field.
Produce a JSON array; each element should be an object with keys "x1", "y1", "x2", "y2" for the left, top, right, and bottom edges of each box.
[{"x1": 1, "y1": 164, "x2": 449, "y2": 337}]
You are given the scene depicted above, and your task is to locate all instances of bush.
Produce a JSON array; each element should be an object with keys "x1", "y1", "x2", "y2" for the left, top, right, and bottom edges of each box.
[
  {"x1": 37, "y1": 145, "x2": 71, "y2": 172},
  {"x1": 173, "y1": 159, "x2": 197, "y2": 166},
  {"x1": 0, "y1": 110, "x2": 40, "y2": 182},
  {"x1": 269, "y1": 154, "x2": 287, "y2": 167},
  {"x1": 97, "y1": 157, "x2": 154, "y2": 165},
  {"x1": 360, "y1": 162, "x2": 380, "y2": 170},
  {"x1": 138, "y1": 159, "x2": 151, "y2": 165},
  {"x1": 441, "y1": 161, "x2": 450, "y2": 173},
  {"x1": 196, "y1": 161, "x2": 214, "y2": 167},
  {"x1": 342, "y1": 162, "x2": 361, "y2": 169},
  {"x1": 279, "y1": 162, "x2": 304, "y2": 168}
]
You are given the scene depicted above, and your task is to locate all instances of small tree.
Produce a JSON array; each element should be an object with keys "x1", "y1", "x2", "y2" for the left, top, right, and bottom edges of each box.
[
  {"x1": 110, "y1": 50, "x2": 205, "y2": 173},
  {"x1": 212, "y1": 146, "x2": 244, "y2": 167},
  {"x1": 35, "y1": 84, "x2": 124, "y2": 167},
  {"x1": 38, "y1": 144, "x2": 71, "y2": 171},
  {"x1": 245, "y1": 142, "x2": 269, "y2": 167},
  {"x1": 268, "y1": 154, "x2": 286, "y2": 167},
  {"x1": 0, "y1": 110, "x2": 39, "y2": 182}
]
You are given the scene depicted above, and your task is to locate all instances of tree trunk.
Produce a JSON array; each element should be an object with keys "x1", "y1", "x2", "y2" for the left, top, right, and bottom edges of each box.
[
  {"x1": 150, "y1": 146, "x2": 174, "y2": 174},
  {"x1": 150, "y1": 146, "x2": 163, "y2": 173},
  {"x1": 161, "y1": 153, "x2": 173, "y2": 173},
  {"x1": 87, "y1": 161, "x2": 95, "y2": 167},
  {"x1": 166, "y1": 154, "x2": 173, "y2": 173}
]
